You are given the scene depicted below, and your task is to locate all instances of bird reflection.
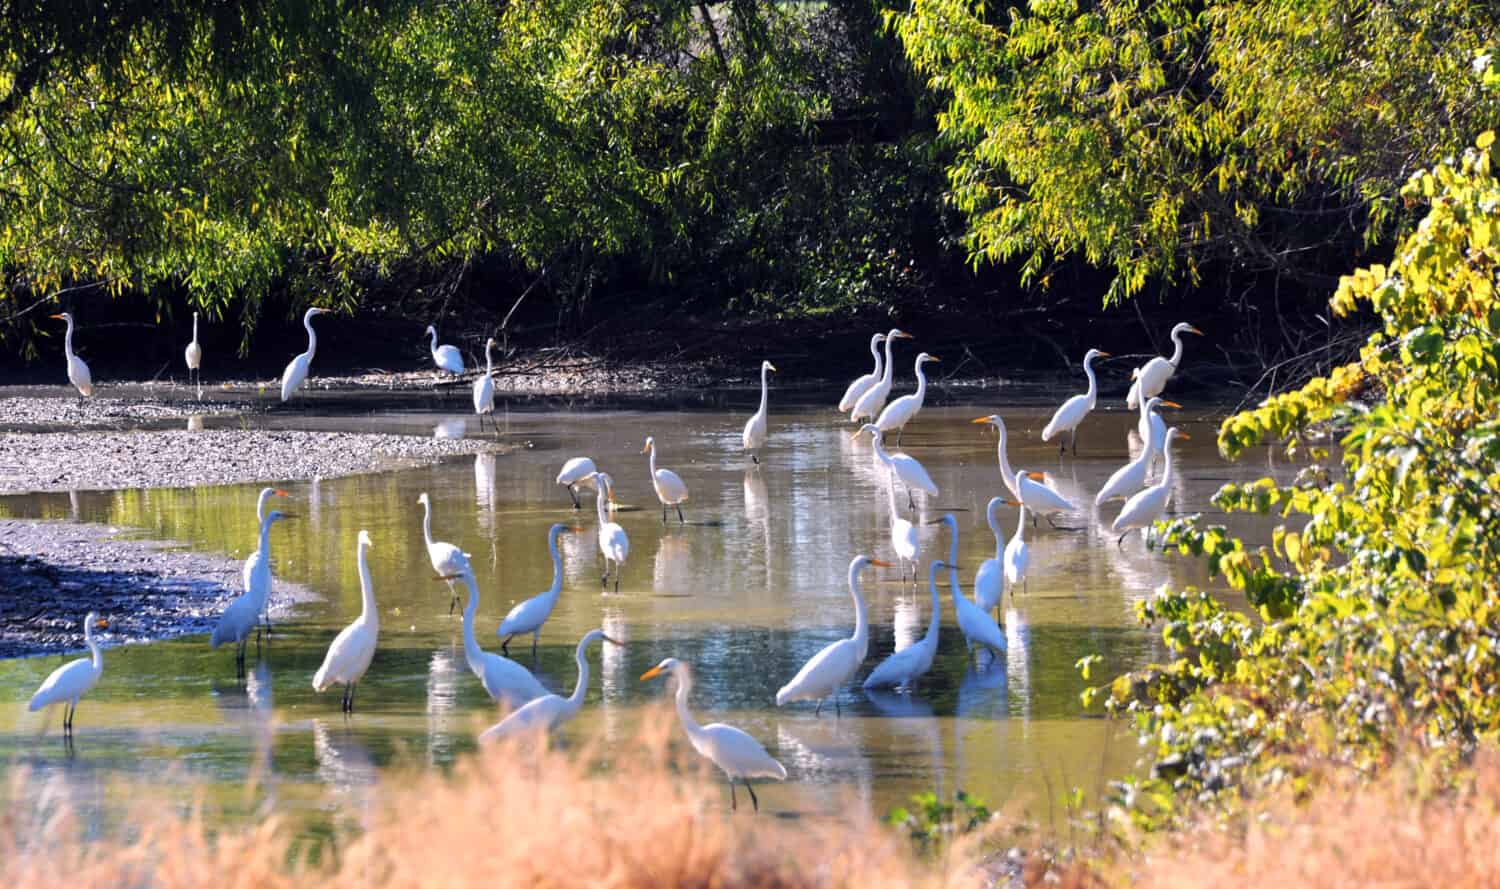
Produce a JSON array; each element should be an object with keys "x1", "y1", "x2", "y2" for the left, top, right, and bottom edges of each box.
[
  {"x1": 1004, "y1": 609, "x2": 1032, "y2": 716},
  {"x1": 474, "y1": 453, "x2": 497, "y2": 516},
  {"x1": 865, "y1": 689, "x2": 944, "y2": 799},
  {"x1": 598, "y1": 607, "x2": 629, "y2": 744},
  {"x1": 775, "y1": 719, "x2": 873, "y2": 814},
  {"x1": 742, "y1": 468, "x2": 771, "y2": 586},
  {"x1": 425, "y1": 642, "x2": 462, "y2": 766},
  {"x1": 313, "y1": 718, "x2": 378, "y2": 821},
  {"x1": 891, "y1": 592, "x2": 921, "y2": 653},
  {"x1": 559, "y1": 522, "x2": 595, "y2": 586},
  {"x1": 433, "y1": 419, "x2": 465, "y2": 439},
  {"x1": 956, "y1": 656, "x2": 1008, "y2": 721},
  {"x1": 652, "y1": 532, "x2": 692, "y2": 595},
  {"x1": 186, "y1": 414, "x2": 204, "y2": 432}
]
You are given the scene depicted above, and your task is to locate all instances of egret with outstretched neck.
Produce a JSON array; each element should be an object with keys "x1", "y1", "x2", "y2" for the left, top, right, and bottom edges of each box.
[
  {"x1": 497, "y1": 523, "x2": 572, "y2": 656},
  {"x1": 973, "y1": 497, "x2": 1006, "y2": 614},
  {"x1": 281, "y1": 307, "x2": 332, "y2": 402},
  {"x1": 28, "y1": 613, "x2": 108, "y2": 735},
  {"x1": 456, "y1": 562, "x2": 548, "y2": 707},
  {"x1": 742, "y1": 360, "x2": 777, "y2": 463},
  {"x1": 775, "y1": 554, "x2": 888, "y2": 715},
  {"x1": 480, "y1": 629, "x2": 621, "y2": 742},
  {"x1": 1128, "y1": 322, "x2": 1202, "y2": 409},
  {"x1": 426, "y1": 325, "x2": 464, "y2": 375},
  {"x1": 184, "y1": 311, "x2": 203, "y2": 390},
  {"x1": 312, "y1": 530, "x2": 379, "y2": 712},
  {"x1": 473, "y1": 337, "x2": 497, "y2": 433},
  {"x1": 642, "y1": 436, "x2": 689, "y2": 524},
  {"x1": 838, "y1": 332, "x2": 887, "y2": 413},
  {"x1": 1004, "y1": 499, "x2": 1030, "y2": 595},
  {"x1": 875, "y1": 352, "x2": 939, "y2": 446},
  {"x1": 1138, "y1": 396, "x2": 1180, "y2": 477},
  {"x1": 864, "y1": 559, "x2": 945, "y2": 691},
  {"x1": 971, "y1": 415, "x2": 1076, "y2": 526},
  {"x1": 242, "y1": 486, "x2": 289, "y2": 637},
  {"x1": 212, "y1": 510, "x2": 289, "y2": 673},
  {"x1": 1042, "y1": 348, "x2": 1110, "y2": 455},
  {"x1": 49, "y1": 312, "x2": 94, "y2": 397},
  {"x1": 418, "y1": 492, "x2": 468, "y2": 614},
  {"x1": 1113, "y1": 428, "x2": 1189, "y2": 547},
  {"x1": 851, "y1": 329, "x2": 912, "y2": 422}
]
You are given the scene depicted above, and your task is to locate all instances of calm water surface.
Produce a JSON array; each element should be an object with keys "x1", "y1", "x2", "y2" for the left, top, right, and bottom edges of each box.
[{"x1": 0, "y1": 394, "x2": 1289, "y2": 831}]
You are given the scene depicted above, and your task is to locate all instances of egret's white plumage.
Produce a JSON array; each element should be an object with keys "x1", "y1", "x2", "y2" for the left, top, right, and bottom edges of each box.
[
  {"x1": 241, "y1": 487, "x2": 289, "y2": 633},
  {"x1": 50, "y1": 312, "x2": 94, "y2": 397},
  {"x1": 838, "y1": 332, "x2": 886, "y2": 413},
  {"x1": 1113, "y1": 428, "x2": 1188, "y2": 546},
  {"x1": 1041, "y1": 348, "x2": 1109, "y2": 454},
  {"x1": 312, "y1": 530, "x2": 379, "y2": 712},
  {"x1": 863, "y1": 559, "x2": 944, "y2": 691},
  {"x1": 1137, "y1": 396, "x2": 1179, "y2": 473},
  {"x1": 28, "y1": 612, "x2": 107, "y2": 733},
  {"x1": 280, "y1": 307, "x2": 331, "y2": 402},
  {"x1": 973, "y1": 496, "x2": 1006, "y2": 614},
  {"x1": 775, "y1": 554, "x2": 885, "y2": 714},
  {"x1": 472, "y1": 337, "x2": 497, "y2": 426},
  {"x1": 1095, "y1": 430, "x2": 1155, "y2": 506},
  {"x1": 642, "y1": 658, "x2": 786, "y2": 812},
  {"x1": 874, "y1": 352, "x2": 939, "y2": 445},
  {"x1": 741, "y1": 360, "x2": 777, "y2": 460},
  {"x1": 418, "y1": 492, "x2": 468, "y2": 613},
  {"x1": 480, "y1": 628, "x2": 619, "y2": 742},
  {"x1": 212, "y1": 510, "x2": 288, "y2": 669},
  {"x1": 1127, "y1": 322, "x2": 1202, "y2": 409},
  {"x1": 972, "y1": 415, "x2": 1076, "y2": 523},
  {"x1": 642, "y1": 436, "x2": 690, "y2": 524},
  {"x1": 184, "y1": 311, "x2": 203, "y2": 389},
  {"x1": 587, "y1": 472, "x2": 629, "y2": 591},
  {"x1": 496, "y1": 523, "x2": 571, "y2": 656},
  {"x1": 851, "y1": 328, "x2": 912, "y2": 422},
  {"x1": 856, "y1": 424, "x2": 937, "y2": 507},
  {"x1": 1004, "y1": 500, "x2": 1029, "y2": 593},
  {"x1": 950, "y1": 556, "x2": 1007, "y2": 662},
  {"x1": 884, "y1": 467, "x2": 918, "y2": 580},
  {"x1": 455, "y1": 561, "x2": 548, "y2": 707},
  {"x1": 556, "y1": 456, "x2": 598, "y2": 509},
  {"x1": 425, "y1": 324, "x2": 465, "y2": 374}
]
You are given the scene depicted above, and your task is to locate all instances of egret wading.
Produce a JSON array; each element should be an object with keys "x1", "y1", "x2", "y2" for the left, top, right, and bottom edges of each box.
[
  {"x1": 1113, "y1": 428, "x2": 1189, "y2": 547},
  {"x1": 838, "y1": 332, "x2": 887, "y2": 413},
  {"x1": 242, "y1": 486, "x2": 289, "y2": 637},
  {"x1": 856, "y1": 423, "x2": 937, "y2": 510},
  {"x1": 587, "y1": 472, "x2": 629, "y2": 591},
  {"x1": 50, "y1": 312, "x2": 94, "y2": 398},
  {"x1": 1003, "y1": 499, "x2": 1030, "y2": 596},
  {"x1": 775, "y1": 554, "x2": 888, "y2": 715},
  {"x1": 28, "y1": 613, "x2": 108, "y2": 735},
  {"x1": 481, "y1": 629, "x2": 621, "y2": 742},
  {"x1": 971, "y1": 415, "x2": 1075, "y2": 527},
  {"x1": 497, "y1": 523, "x2": 573, "y2": 656},
  {"x1": 863, "y1": 559, "x2": 945, "y2": 692},
  {"x1": 555, "y1": 457, "x2": 598, "y2": 509},
  {"x1": 280, "y1": 307, "x2": 332, "y2": 402},
  {"x1": 642, "y1": 436, "x2": 689, "y2": 524},
  {"x1": 884, "y1": 467, "x2": 919, "y2": 581},
  {"x1": 875, "y1": 352, "x2": 939, "y2": 447},
  {"x1": 1127, "y1": 322, "x2": 1202, "y2": 409},
  {"x1": 742, "y1": 360, "x2": 777, "y2": 463},
  {"x1": 973, "y1": 496, "x2": 1006, "y2": 615},
  {"x1": 211, "y1": 510, "x2": 289, "y2": 674},
  {"x1": 1138, "y1": 396, "x2": 1181, "y2": 478},
  {"x1": 851, "y1": 328, "x2": 912, "y2": 423},
  {"x1": 455, "y1": 560, "x2": 548, "y2": 707},
  {"x1": 312, "y1": 531, "x2": 380, "y2": 713},
  {"x1": 473, "y1": 337, "x2": 498, "y2": 433},
  {"x1": 1041, "y1": 348, "x2": 1110, "y2": 455},
  {"x1": 418, "y1": 492, "x2": 468, "y2": 614},
  {"x1": 184, "y1": 311, "x2": 203, "y2": 391}
]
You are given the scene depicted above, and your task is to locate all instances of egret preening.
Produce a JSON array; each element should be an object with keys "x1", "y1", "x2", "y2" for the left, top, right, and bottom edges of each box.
[
  {"x1": 1041, "y1": 348, "x2": 1110, "y2": 455},
  {"x1": 280, "y1": 307, "x2": 332, "y2": 402},
  {"x1": 1004, "y1": 499, "x2": 1030, "y2": 595},
  {"x1": 556, "y1": 457, "x2": 598, "y2": 509},
  {"x1": 855, "y1": 424, "x2": 937, "y2": 510},
  {"x1": 184, "y1": 311, "x2": 203, "y2": 390},
  {"x1": 775, "y1": 554, "x2": 888, "y2": 715},
  {"x1": 456, "y1": 561, "x2": 549, "y2": 707},
  {"x1": 1127, "y1": 322, "x2": 1202, "y2": 409},
  {"x1": 742, "y1": 360, "x2": 777, "y2": 463},
  {"x1": 642, "y1": 436, "x2": 689, "y2": 524},
  {"x1": 28, "y1": 613, "x2": 108, "y2": 735},
  {"x1": 473, "y1": 337, "x2": 497, "y2": 433},
  {"x1": 212, "y1": 510, "x2": 289, "y2": 674},
  {"x1": 884, "y1": 468, "x2": 918, "y2": 581},
  {"x1": 49, "y1": 312, "x2": 94, "y2": 397},
  {"x1": 418, "y1": 492, "x2": 468, "y2": 614},
  {"x1": 971, "y1": 415, "x2": 1076, "y2": 526},
  {"x1": 480, "y1": 628, "x2": 621, "y2": 743},
  {"x1": 1113, "y1": 428, "x2": 1189, "y2": 547},
  {"x1": 851, "y1": 328, "x2": 912, "y2": 422},
  {"x1": 875, "y1": 352, "x2": 939, "y2": 446},
  {"x1": 497, "y1": 523, "x2": 572, "y2": 656},
  {"x1": 587, "y1": 471, "x2": 629, "y2": 591},
  {"x1": 641, "y1": 658, "x2": 787, "y2": 812},
  {"x1": 312, "y1": 530, "x2": 379, "y2": 713},
  {"x1": 838, "y1": 332, "x2": 887, "y2": 413},
  {"x1": 973, "y1": 496, "x2": 1006, "y2": 614},
  {"x1": 425, "y1": 324, "x2": 464, "y2": 375},
  {"x1": 863, "y1": 559, "x2": 944, "y2": 692},
  {"x1": 242, "y1": 486, "x2": 289, "y2": 636}
]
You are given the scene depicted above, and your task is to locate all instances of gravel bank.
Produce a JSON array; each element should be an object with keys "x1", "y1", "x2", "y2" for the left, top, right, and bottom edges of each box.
[
  {"x1": 0, "y1": 518, "x2": 314, "y2": 659},
  {"x1": 0, "y1": 429, "x2": 503, "y2": 495},
  {"x1": 0, "y1": 395, "x2": 250, "y2": 430}
]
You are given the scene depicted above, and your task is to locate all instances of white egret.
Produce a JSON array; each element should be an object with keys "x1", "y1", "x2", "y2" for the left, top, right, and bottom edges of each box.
[
  {"x1": 971, "y1": 415, "x2": 1076, "y2": 525},
  {"x1": 473, "y1": 337, "x2": 497, "y2": 433},
  {"x1": 587, "y1": 472, "x2": 629, "y2": 591},
  {"x1": 456, "y1": 561, "x2": 548, "y2": 707},
  {"x1": 480, "y1": 628, "x2": 620, "y2": 743},
  {"x1": 28, "y1": 613, "x2": 108, "y2": 735},
  {"x1": 642, "y1": 436, "x2": 690, "y2": 524},
  {"x1": 851, "y1": 328, "x2": 912, "y2": 422},
  {"x1": 242, "y1": 486, "x2": 289, "y2": 636},
  {"x1": 425, "y1": 324, "x2": 464, "y2": 375},
  {"x1": 838, "y1": 332, "x2": 887, "y2": 412},
  {"x1": 1041, "y1": 348, "x2": 1110, "y2": 455},
  {"x1": 1095, "y1": 431, "x2": 1156, "y2": 506},
  {"x1": 184, "y1": 311, "x2": 203, "y2": 390},
  {"x1": 280, "y1": 307, "x2": 332, "y2": 402},
  {"x1": 1138, "y1": 396, "x2": 1180, "y2": 475},
  {"x1": 973, "y1": 497, "x2": 1006, "y2": 614},
  {"x1": 1127, "y1": 322, "x2": 1202, "y2": 408},
  {"x1": 556, "y1": 456, "x2": 598, "y2": 509},
  {"x1": 856, "y1": 423, "x2": 937, "y2": 509},
  {"x1": 49, "y1": 312, "x2": 94, "y2": 397},
  {"x1": 312, "y1": 530, "x2": 379, "y2": 712},
  {"x1": 874, "y1": 352, "x2": 939, "y2": 446},
  {"x1": 741, "y1": 360, "x2": 777, "y2": 462},
  {"x1": 950, "y1": 557, "x2": 1006, "y2": 663},
  {"x1": 497, "y1": 523, "x2": 572, "y2": 656},
  {"x1": 863, "y1": 559, "x2": 944, "y2": 691},
  {"x1": 1113, "y1": 428, "x2": 1189, "y2": 547},
  {"x1": 418, "y1": 492, "x2": 468, "y2": 614},
  {"x1": 775, "y1": 554, "x2": 888, "y2": 715},
  {"x1": 641, "y1": 658, "x2": 787, "y2": 812},
  {"x1": 1004, "y1": 499, "x2": 1030, "y2": 595},
  {"x1": 884, "y1": 468, "x2": 918, "y2": 581},
  {"x1": 212, "y1": 510, "x2": 289, "y2": 672}
]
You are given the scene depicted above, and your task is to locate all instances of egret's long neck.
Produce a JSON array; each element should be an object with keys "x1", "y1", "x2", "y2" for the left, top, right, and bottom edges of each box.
[
  {"x1": 869, "y1": 336, "x2": 883, "y2": 377},
  {"x1": 674, "y1": 670, "x2": 703, "y2": 737},
  {"x1": 912, "y1": 358, "x2": 929, "y2": 402},
  {"x1": 945, "y1": 518, "x2": 959, "y2": 567},
  {"x1": 879, "y1": 335, "x2": 896, "y2": 385},
  {"x1": 987, "y1": 501, "x2": 1004, "y2": 558},
  {"x1": 429, "y1": 327, "x2": 440, "y2": 355},
  {"x1": 994, "y1": 423, "x2": 1016, "y2": 493},
  {"x1": 460, "y1": 574, "x2": 483, "y2": 668},
  {"x1": 871, "y1": 433, "x2": 890, "y2": 464},
  {"x1": 544, "y1": 530, "x2": 564, "y2": 604},
  {"x1": 484, "y1": 341, "x2": 494, "y2": 374},
  {"x1": 595, "y1": 483, "x2": 610, "y2": 526},
  {"x1": 303, "y1": 312, "x2": 318, "y2": 359},
  {"x1": 1168, "y1": 329, "x2": 1185, "y2": 368},
  {"x1": 257, "y1": 489, "x2": 272, "y2": 523},
  {"x1": 85, "y1": 621, "x2": 102, "y2": 671},
  {"x1": 191, "y1": 314, "x2": 199, "y2": 343},
  {"x1": 421, "y1": 500, "x2": 435, "y2": 547},
  {"x1": 885, "y1": 468, "x2": 901, "y2": 520},
  {"x1": 1013, "y1": 504, "x2": 1028, "y2": 541},
  {"x1": 257, "y1": 516, "x2": 275, "y2": 559},
  {"x1": 648, "y1": 445, "x2": 659, "y2": 478},
  {"x1": 757, "y1": 366, "x2": 770, "y2": 416},
  {"x1": 1083, "y1": 354, "x2": 1100, "y2": 407},
  {"x1": 1161, "y1": 437, "x2": 1179, "y2": 491},
  {"x1": 848, "y1": 562, "x2": 869, "y2": 659},
  {"x1": 356, "y1": 543, "x2": 377, "y2": 626},
  {"x1": 63, "y1": 316, "x2": 76, "y2": 360},
  {"x1": 568, "y1": 638, "x2": 592, "y2": 708}
]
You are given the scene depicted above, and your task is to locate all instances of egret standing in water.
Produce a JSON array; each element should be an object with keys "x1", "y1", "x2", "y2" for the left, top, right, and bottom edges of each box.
[
  {"x1": 497, "y1": 523, "x2": 572, "y2": 656},
  {"x1": 480, "y1": 629, "x2": 621, "y2": 742},
  {"x1": 426, "y1": 324, "x2": 465, "y2": 375},
  {"x1": 642, "y1": 658, "x2": 787, "y2": 812},
  {"x1": 1127, "y1": 322, "x2": 1202, "y2": 409},
  {"x1": 863, "y1": 559, "x2": 945, "y2": 692},
  {"x1": 1004, "y1": 499, "x2": 1030, "y2": 595},
  {"x1": 555, "y1": 457, "x2": 598, "y2": 509},
  {"x1": 184, "y1": 311, "x2": 203, "y2": 391},
  {"x1": 49, "y1": 312, "x2": 94, "y2": 397},
  {"x1": 775, "y1": 554, "x2": 888, "y2": 715},
  {"x1": 242, "y1": 486, "x2": 289, "y2": 636},
  {"x1": 212, "y1": 510, "x2": 289, "y2": 673},
  {"x1": 455, "y1": 560, "x2": 548, "y2": 707},
  {"x1": 838, "y1": 332, "x2": 886, "y2": 413},
  {"x1": 856, "y1": 424, "x2": 937, "y2": 510},
  {"x1": 875, "y1": 352, "x2": 939, "y2": 446},
  {"x1": 971, "y1": 415, "x2": 1076, "y2": 526},
  {"x1": 1113, "y1": 428, "x2": 1189, "y2": 547},
  {"x1": 742, "y1": 360, "x2": 777, "y2": 463},
  {"x1": 851, "y1": 328, "x2": 912, "y2": 423},
  {"x1": 417, "y1": 492, "x2": 468, "y2": 614},
  {"x1": 473, "y1": 337, "x2": 498, "y2": 433},
  {"x1": 1138, "y1": 396, "x2": 1180, "y2": 478},
  {"x1": 642, "y1": 436, "x2": 689, "y2": 524},
  {"x1": 28, "y1": 613, "x2": 108, "y2": 735},
  {"x1": 1041, "y1": 348, "x2": 1110, "y2": 455},
  {"x1": 312, "y1": 530, "x2": 380, "y2": 713},
  {"x1": 586, "y1": 472, "x2": 629, "y2": 591},
  {"x1": 973, "y1": 497, "x2": 1007, "y2": 615},
  {"x1": 280, "y1": 307, "x2": 332, "y2": 402}
]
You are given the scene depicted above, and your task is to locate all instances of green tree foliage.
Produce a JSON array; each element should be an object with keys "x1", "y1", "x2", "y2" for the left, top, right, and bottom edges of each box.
[
  {"x1": 1083, "y1": 126, "x2": 1500, "y2": 827},
  {"x1": 892, "y1": 0, "x2": 1500, "y2": 301}
]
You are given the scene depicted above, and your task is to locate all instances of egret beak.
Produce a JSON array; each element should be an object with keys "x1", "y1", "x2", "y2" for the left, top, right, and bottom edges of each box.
[
  {"x1": 94, "y1": 619, "x2": 109, "y2": 629},
  {"x1": 640, "y1": 665, "x2": 666, "y2": 681},
  {"x1": 49, "y1": 314, "x2": 65, "y2": 320},
  {"x1": 641, "y1": 443, "x2": 651, "y2": 454},
  {"x1": 1178, "y1": 432, "x2": 1193, "y2": 440},
  {"x1": 893, "y1": 331, "x2": 914, "y2": 339},
  {"x1": 1096, "y1": 351, "x2": 1112, "y2": 358},
  {"x1": 273, "y1": 489, "x2": 290, "y2": 497},
  {"x1": 870, "y1": 559, "x2": 896, "y2": 568},
  {"x1": 1160, "y1": 401, "x2": 1182, "y2": 409},
  {"x1": 1005, "y1": 499, "x2": 1022, "y2": 507},
  {"x1": 970, "y1": 416, "x2": 993, "y2": 425},
  {"x1": 1026, "y1": 472, "x2": 1047, "y2": 480},
  {"x1": 927, "y1": 355, "x2": 941, "y2": 362},
  {"x1": 768, "y1": 363, "x2": 778, "y2": 372},
  {"x1": 1187, "y1": 326, "x2": 1203, "y2": 335},
  {"x1": 603, "y1": 635, "x2": 624, "y2": 646},
  {"x1": 568, "y1": 526, "x2": 585, "y2": 533}
]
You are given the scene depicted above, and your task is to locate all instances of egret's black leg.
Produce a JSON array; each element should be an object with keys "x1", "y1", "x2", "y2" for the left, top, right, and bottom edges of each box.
[
  {"x1": 814, "y1": 699, "x2": 823, "y2": 717},
  {"x1": 1046, "y1": 513, "x2": 1061, "y2": 529},
  {"x1": 662, "y1": 505, "x2": 668, "y2": 525},
  {"x1": 614, "y1": 573, "x2": 620, "y2": 593},
  {"x1": 1117, "y1": 530, "x2": 1132, "y2": 548},
  {"x1": 908, "y1": 489, "x2": 916, "y2": 511},
  {"x1": 501, "y1": 634, "x2": 514, "y2": 655},
  {"x1": 676, "y1": 504, "x2": 685, "y2": 524},
  {"x1": 1071, "y1": 429, "x2": 1079, "y2": 456},
  {"x1": 746, "y1": 781, "x2": 760, "y2": 813},
  {"x1": 730, "y1": 778, "x2": 738, "y2": 812},
  {"x1": 751, "y1": 454, "x2": 759, "y2": 465},
  {"x1": 532, "y1": 633, "x2": 539, "y2": 658},
  {"x1": 348, "y1": 682, "x2": 357, "y2": 713},
  {"x1": 569, "y1": 485, "x2": 581, "y2": 509},
  {"x1": 835, "y1": 695, "x2": 842, "y2": 718}
]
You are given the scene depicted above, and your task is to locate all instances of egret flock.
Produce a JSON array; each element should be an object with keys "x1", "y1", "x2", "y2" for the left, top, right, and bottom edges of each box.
[{"x1": 27, "y1": 310, "x2": 1205, "y2": 812}]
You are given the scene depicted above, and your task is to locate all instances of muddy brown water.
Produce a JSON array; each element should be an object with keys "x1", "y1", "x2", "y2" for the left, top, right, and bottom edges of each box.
[{"x1": 0, "y1": 392, "x2": 1292, "y2": 832}]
